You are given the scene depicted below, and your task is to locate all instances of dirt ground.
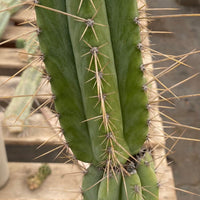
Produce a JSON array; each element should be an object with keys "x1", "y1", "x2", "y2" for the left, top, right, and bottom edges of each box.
[{"x1": 147, "y1": 0, "x2": 200, "y2": 199}]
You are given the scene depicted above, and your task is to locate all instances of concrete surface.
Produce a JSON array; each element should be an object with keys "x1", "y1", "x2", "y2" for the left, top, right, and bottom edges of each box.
[{"x1": 147, "y1": 0, "x2": 200, "y2": 199}]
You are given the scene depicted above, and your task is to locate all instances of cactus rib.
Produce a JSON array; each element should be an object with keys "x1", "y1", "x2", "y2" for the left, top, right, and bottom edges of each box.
[
  {"x1": 136, "y1": 152, "x2": 159, "y2": 200},
  {"x1": 82, "y1": 165, "x2": 104, "y2": 200},
  {"x1": 35, "y1": 0, "x2": 94, "y2": 163},
  {"x1": 105, "y1": 0, "x2": 149, "y2": 155},
  {"x1": 121, "y1": 169, "x2": 142, "y2": 200},
  {"x1": 98, "y1": 172, "x2": 121, "y2": 200},
  {"x1": 66, "y1": 0, "x2": 130, "y2": 165}
]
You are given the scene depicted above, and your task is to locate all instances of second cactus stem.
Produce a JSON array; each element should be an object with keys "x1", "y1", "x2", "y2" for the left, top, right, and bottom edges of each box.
[{"x1": 35, "y1": 0, "x2": 158, "y2": 199}]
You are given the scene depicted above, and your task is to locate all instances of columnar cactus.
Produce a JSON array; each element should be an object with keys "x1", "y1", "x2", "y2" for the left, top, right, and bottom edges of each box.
[
  {"x1": 34, "y1": 0, "x2": 158, "y2": 199},
  {"x1": 3, "y1": 33, "x2": 42, "y2": 134},
  {"x1": 0, "y1": 0, "x2": 21, "y2": 38}
]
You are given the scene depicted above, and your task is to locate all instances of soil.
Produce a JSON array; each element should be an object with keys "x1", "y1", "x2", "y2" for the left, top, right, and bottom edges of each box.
[{"x1": 148, "y1": 0, "x2": 200, "y2": 199}]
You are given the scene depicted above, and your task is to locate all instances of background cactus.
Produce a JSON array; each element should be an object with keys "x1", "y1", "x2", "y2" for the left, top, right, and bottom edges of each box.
[
  {"x1": 3, "y1": 33, "x2": 42, "y2": 134},
  {"x1": 0, "y1": 0, "x2": 22, "y2": 38},
  {"x1": 34, "y1": 0, "x2": 158, "y2": 199},
  {"x1": 27, "y1": 163, "x2": 51, "y2": 190}
]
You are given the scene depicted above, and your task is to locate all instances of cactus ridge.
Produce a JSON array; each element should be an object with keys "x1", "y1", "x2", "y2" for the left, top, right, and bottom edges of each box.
[
  {"x1": 66, "y1": 0, "x2": 131, "y2": 166},
  {"x1": 121, "y1": 169, "x2": 143, "y2": 200},
  {"x1": 104, "y1": 0, "x2": 149, "y2": 155},
  {"x1": 77, "y1": 0, "x2": 96, "y2": 14},
  {"x1": 82, "y1": 165, "x2": 104, "y2": 200},
  {"x1": 98, "y1": 171, "x2": 122, "y2": 200},
  {"x1": 35, "y1": 0, "x2": 95, "y2": 163},
  {"x1": 136, "y1": 152, "x2": 159, "y2": 200}
]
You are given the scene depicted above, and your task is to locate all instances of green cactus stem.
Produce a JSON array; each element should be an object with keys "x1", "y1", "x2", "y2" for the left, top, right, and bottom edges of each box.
[
  {"x1": 98, "y1": 171, "x2": 121, "y2": 200},
  {"x1": 3, "y1": 33, "x2": 42, "y2": 134},
  {"x1": 104, "y1": 0, "x2": 149, "y2": 155},
  {"x1": 136, "y1": 152, "x2": 159, "y2": 200},
  {"x1": 0, "y1": 0, "x2": 24, "y2": 38},
  {"x1": 35, "y1": 0, "x2": 94, "y2": 163},
  {"x1": 143, "y1": 150, "x2": 155, "y2": 170},
  {"x1": 82, "y1": 165, "x2": 104, "y2": 200},
  {"x1": 66, "y1": 0, "x2": 130, "y2": 165},
  {"x1": 33, "y1": 0, "x2": 158, "y2": 199},
  {"x1": 35, "y1": 0, "x2": 148, "y2": 166},
  {"x1": 121, "y1": 163, "x2": 142, "y2": 200}
]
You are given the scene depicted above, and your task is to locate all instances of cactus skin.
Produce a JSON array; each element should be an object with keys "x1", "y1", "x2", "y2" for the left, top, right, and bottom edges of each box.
[
  {"x1": 0, "y1": 0, "x2": 22, "y2": 38},
  {"x1": 136, "y1": 152, "x2": 159, "y2": 200},
  {"x1": 34, "y1": 0, "x2": 158, "y2": 199},
  {"x1": 36, "y1": 0, "x2": 148, "y2": 163},
  {"x1": 121, "y1": 164, "x2": 142, "y2": 200},
  {"x1": 82, "y1": 165, "x2": 103, "y2": 200},
  {"x1": 35, "y1": 0, "x2": 94, "y2": 163},
  {"x1": 143, "y1": 151, "x2": 155, "y2": 170},
  {"x1": 104, "y1": 0, "x2": 149, "y2": 155},
  {"x1": 98, "y1": 172, "x2": 121, "y2": 200},
  {"x1": 3, "y1": 32, "x2": 41, "y2": 135},
  {"x1": 4, "y1": 67, "x2": 41, "y2": 120}
]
